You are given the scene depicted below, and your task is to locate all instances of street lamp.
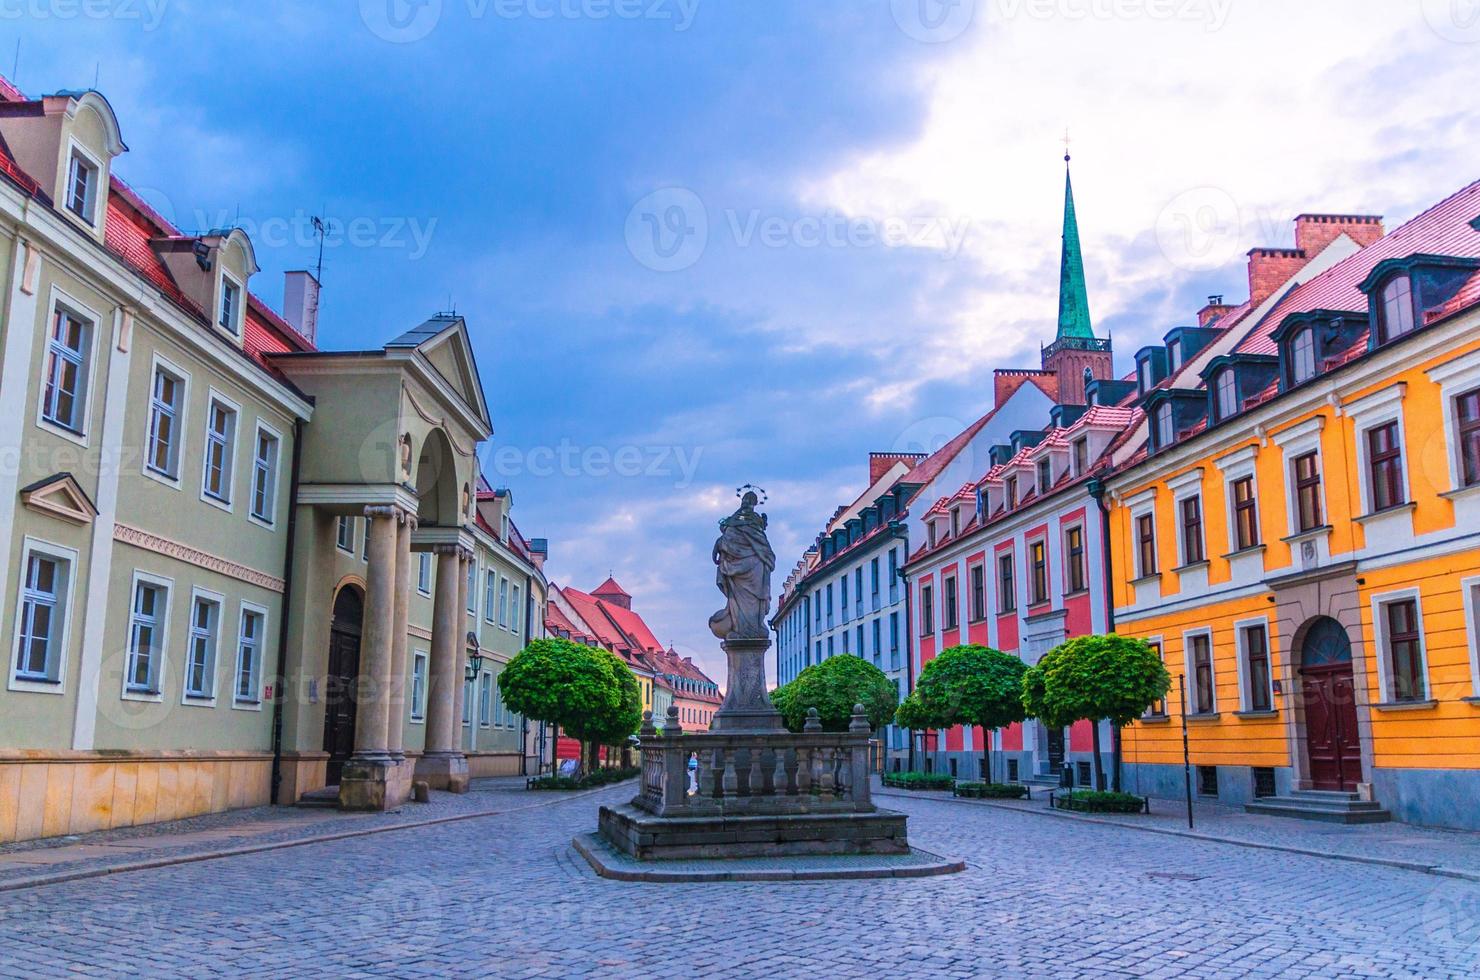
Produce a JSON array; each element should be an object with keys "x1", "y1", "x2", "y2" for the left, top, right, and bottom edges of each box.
[{"x1": 465, "y1": 631, "x2": 484, "y2": 682}]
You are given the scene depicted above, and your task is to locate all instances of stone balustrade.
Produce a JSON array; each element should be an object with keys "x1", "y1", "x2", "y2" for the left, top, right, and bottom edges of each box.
[{"x1": 632, "y1": 705, "x2": 876, "y2": 818}]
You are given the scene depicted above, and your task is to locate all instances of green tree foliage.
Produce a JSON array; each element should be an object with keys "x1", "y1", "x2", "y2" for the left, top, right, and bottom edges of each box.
[
  {"x1": 499, "y1": 638, "x2": 636, "y2": 773},
  {"x1": 893, "y1": 691, "x2": 940, "y2": 732},
  {"x1": 1022, "y1": 634, "x2": 1171, "y2": 791},
  {"x1": 915, "y1": 644, "x2": 1027, "y2": 783},
  {"x1": 770, "y1": 654, "x2": 898, "y2": 732}
]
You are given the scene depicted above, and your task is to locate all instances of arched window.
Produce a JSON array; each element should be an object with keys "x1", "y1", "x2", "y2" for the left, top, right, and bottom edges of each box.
[
  {"x1": 1154, "y1": 403, "x2": 1174, "y2": 448},
  {"x1": 1290, "y1": 328, "x2": 1316, "y2": 385},
  {"x1": 1381, "y1": 276, "x2": 1414, "y2": 341},
  {"x1": 1215, "y1": 369, "x2": 1239, "y2": 420}
]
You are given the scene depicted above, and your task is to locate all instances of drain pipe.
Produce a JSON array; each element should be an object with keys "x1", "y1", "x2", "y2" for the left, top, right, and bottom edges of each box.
[
  {"x1": 889, "y1": 520, "x2": 915, "y2": 773},
  {"x1": 1087, "y1": 475, "x2": 1121, "y2": 790},
  {"x1": 269, "y1": 416, "x2": 306, "y2": 806}
]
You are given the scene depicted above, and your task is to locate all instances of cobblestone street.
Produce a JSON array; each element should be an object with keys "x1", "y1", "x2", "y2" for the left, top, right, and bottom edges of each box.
[{"x1": 1, "y1": 784, "x2": 1476, "y2": 979}]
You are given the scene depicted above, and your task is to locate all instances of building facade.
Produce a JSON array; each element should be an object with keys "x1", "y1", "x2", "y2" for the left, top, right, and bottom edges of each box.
[
  {"x1": 0, "y1": 81, "x2": 550, "y2": 843},
  {"x1": 1109, "y1": 184, "x2": 1480, "y2": 830}
]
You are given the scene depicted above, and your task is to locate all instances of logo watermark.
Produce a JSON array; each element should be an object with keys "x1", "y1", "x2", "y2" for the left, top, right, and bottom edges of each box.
[
  {"x1": 891, "y1": 0, "x2": 1233, "y2": 41},
  {"x1": 360, "y1": 0, "x2": 699, "y2": 43},
  {"x1": 1421, "y1": 0, "x2": 1480, "y2": 43},
  {"x1": 191, "y1": 209, "x2": 438, "y2": 261},
  {"x1": 480, "y1": 439, "x2": 705, "y2": 488},
  {"x1": 625, "y1": 186, "x2": 971, "y2": 272},
  {"x1": 0, "y1": 0, "x2": 169, "y2": 31}
]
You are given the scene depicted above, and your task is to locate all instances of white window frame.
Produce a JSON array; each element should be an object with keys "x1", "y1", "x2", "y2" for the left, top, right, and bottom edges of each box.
[
  {"x1": 484, "y1": 570, "x2": 497, "y2": 625},
  {"x1": 143, "y1": 352, "x2": 191, "y2": 488},
  {"x1": 498, "y1": 577, "x2": 510, "y2": 628},
  {"x1": 8, "y1": 537, "x2": 78, "y2": 694},
  {"x1": 410, "y1": 650, "x2": 429, "y2": 722},
  {"x1": 1462, "y1": 575, "x2": 1480, "y2": 699},
  {"x1": 1233, "y1": 615, "x2": 1274, "y2": 713},
  {"x1": 1130, "y1": 503, "x2": 1158, "y2": 580},
  {"x1": 361, "y1": 517, "x2": 370, "y2": 562},
  {"x1": 511, "y1": 583, "x2": 521, "y2": 633},
  {"x1": 466, "y1": 561, "x2": 478, "y2": 617},
  {"x1": 1183, "y1": 627, "x2": 1217, "y2": 715},
  {"x1": 1289, "y1": 327, "x2": 1316, "y2": 385},
  {"x1": 1346, "y1": 383, "x2": 1410, "y2": 520},
  {"x1": 1270, "y1": 417, "x2": 1328, "y2": 541},
  {"x1": 1214, "y1": 445, "x2": 1260, "y2": 557},
  {"x1": 36, "y1": 288, "x2": 101, "y2": 445},
  {"x1": 1426, "y1": 352, "x2": 1480, "y2": 498},
  {"x1": 181, "y1": 587, "x2": 224, "y2": 706},
  {"x1": 233, "y1": 602, "x2": 268, "y2": 710},
  {"x1": 1166, "y1": 469, "x2": 1205, "y2": 569},
  {"x1": 218, "y1": 270, "x2": 244, "y2": 337},
  {"x1": 123, "y1": 570, "x2": 173, "y2": 703},
  {"x1": 416, "y1": 552, "x2": 432, "y2": 595},
  {"x1": 1141, "y1": 634, "x2": 1166, "y2": 718},
  {"x1": 1370, "y1": 587, "x2": 1430, "y2": 705},
  {"x1": 462, "y1": 677, "x2": 474, "y2": 726},
  {"x1": 248, "y1": 420, "x2": 283, "y2": 528},
  {"x1": 336, "y1": 516, "x2": 356, "y2": 554},
  {"x1": 478, "y1": 670, "x2": 493, "y2": 728},
  {"x1": 63, "y1": 137, "x2": 104, "y2": 228},
  {"x1": 199, "y1": 388, "x2": 240, "y2": 512}
]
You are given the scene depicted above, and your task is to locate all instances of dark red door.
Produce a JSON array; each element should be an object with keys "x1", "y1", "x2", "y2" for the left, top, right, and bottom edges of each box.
[{"x1": 1301, "y1": 666, "x2": 1362, "y2": 790}]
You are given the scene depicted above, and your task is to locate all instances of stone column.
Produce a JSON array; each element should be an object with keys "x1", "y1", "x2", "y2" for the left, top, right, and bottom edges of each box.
[
  {"x1": 452, "y1": 549, "x2": 472, "y2": 753},
  {"x1": 387, "y1": 513, "x2": 415, "y2": 763},
  {"x1": 339, "y1": 505, "x2": 401, "y2": 810},
  {"x1": 416, "y1": 544, "x2": 470, "y2": 793},
  {"x1": 710, "y1": 636, "x2": 785, "y2": 733}
]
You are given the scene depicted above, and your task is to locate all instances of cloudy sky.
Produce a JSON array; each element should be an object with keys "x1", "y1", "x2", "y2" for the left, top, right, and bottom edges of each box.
[{"x1": 9, "y1": 0, "x2": 1478, "y2": 683}]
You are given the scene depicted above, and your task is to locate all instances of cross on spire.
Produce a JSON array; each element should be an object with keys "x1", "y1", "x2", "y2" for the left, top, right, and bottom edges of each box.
[{"x1": 1062, "y1": 127, "x2": 1071, "y2": 163}]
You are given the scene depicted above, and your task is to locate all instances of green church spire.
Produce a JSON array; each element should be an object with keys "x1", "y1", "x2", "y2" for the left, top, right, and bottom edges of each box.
[{"x1": 1056, "y1": 153, "x2": 1095, "y2": 341}]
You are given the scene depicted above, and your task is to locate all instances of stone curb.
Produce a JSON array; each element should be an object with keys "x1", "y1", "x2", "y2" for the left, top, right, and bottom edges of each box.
[
  {"x1": 570, "y1": 832, "x2": 966, "y2": 883},
  {"x1": 0, "y1": 780, "x2": 635, "y2": 894},
  {"x1": 874, "y1": 788, "x2": 1480, "y2": 883}
]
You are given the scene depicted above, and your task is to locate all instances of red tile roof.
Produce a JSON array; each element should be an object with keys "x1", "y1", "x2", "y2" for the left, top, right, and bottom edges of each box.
[{"x1": 1235, "y1": 180, "x2": 1480, "y2": 356}]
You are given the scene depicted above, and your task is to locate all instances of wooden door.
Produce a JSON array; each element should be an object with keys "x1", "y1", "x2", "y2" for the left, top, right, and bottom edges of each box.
[
  {"x1": 1301, "y1": 664, "x2": 1361, "y2": 790},
  {"x1": 322, "y1": 626, "x2": 361, "y2": 785},
  {"x1": 1046, "y1": 726, "x2": 1066, "y2": 774}
]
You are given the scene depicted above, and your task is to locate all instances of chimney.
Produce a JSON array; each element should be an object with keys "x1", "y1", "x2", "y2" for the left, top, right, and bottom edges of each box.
[
  {"x1": 528, "y1": 538, "x2": 548, "y2": 572},
  {"x1": 1247, "y1": 247, "x2": 1309, "y2": 307},
  {"x1": 1294, "y1": 213, "x2": 1384, "y2": 256},
  {"x1": 869, "y1": 451, "x2": 926, "y2": 484},
  {"x1": 283, "y1": 270, "x2": 320, "y2": 344},
  {"x1": 1197, "y1": 294, "x2": 1234, "y2": 326}
]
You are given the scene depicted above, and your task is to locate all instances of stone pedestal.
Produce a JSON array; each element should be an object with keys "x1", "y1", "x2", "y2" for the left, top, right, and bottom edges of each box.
[
  {"x1": 338, "y1": 757, "x2": 412, "y2": 811},
  {"x1": 598, "y1": 803, "x2": 908, "y2": 860},
  {"x1": 416, "y1": 751, "x2": 470, "y2": 794},
  {"x1": 709, "y1": 636, "x2": 785, "y2": 733}
]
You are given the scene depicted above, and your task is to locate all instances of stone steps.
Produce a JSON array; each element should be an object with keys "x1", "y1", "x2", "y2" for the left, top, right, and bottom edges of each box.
[
  {"x1": 297, "y1": 786, "x2": 340, "y2": 809},
  {"x1": 1244, "y1": 790, "x2": 1392, "y2": 824}
]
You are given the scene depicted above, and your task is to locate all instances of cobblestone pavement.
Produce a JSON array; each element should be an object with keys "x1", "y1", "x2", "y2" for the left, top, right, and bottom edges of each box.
[
  {"x1": 2, "y1": 787, "x2": 1478, "y2": 979},
  {"x1": 876, "y1": 787, "x2": 1480, "y2": 879}
]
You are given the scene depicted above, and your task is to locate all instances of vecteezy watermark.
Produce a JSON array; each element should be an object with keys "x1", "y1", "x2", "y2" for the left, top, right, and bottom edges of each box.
[
  {"x1": 359, "y1": 0, "x2": 699, "y2": 43},
  {"x1": 890, "y1": 0, "x2": 979, "y2": 42},
  {"x1": 1154, "y1": 185, "x2": 1250, "y2": 273},
  {"x1": 625, "y1": 187, "x2": 971, "y2": 272},
  {"x1": 1421, "y1": 0, "x2": 1480, "y2": 43},
  {"x1": 190, "y1": 209, "x2": 438, "y2": 261},
  {"x1": 988, "y1": 0, "x2": 1233, "y2": 30},
  {"x1": 480, "y1": 439, "x2": 704, "y2": 488},
  {"x1": 0, "y1": 0, "x2": 169, "y2": 31}
]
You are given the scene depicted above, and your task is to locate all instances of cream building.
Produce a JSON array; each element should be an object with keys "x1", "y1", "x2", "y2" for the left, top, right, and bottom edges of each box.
[{"x1": 0, "y1": 83, "x2": 548, "y2": 842}]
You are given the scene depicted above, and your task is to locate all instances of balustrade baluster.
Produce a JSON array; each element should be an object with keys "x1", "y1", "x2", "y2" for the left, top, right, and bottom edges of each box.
[
  {"x1": 747, "y1": 744, "x2": 765, "y2": 797},
  {"x1": 796, "y1": 746, "x2": 812, "y2": 795},
  {"x1": 771, "y1": 747, "x2": 787, "y2": 796},
  {"x1": 722, "y1": 749, "x2": 738, "y2": 798},
  {"x1": 818, "y1": 747, "x2": 836, "y2": 802},
  {"x1": 699, "y1": 749, "x2": 717, "y2": 800}
]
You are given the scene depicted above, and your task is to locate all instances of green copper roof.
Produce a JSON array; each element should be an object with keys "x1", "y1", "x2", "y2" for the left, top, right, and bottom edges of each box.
[{"x1": 1056, "y1": 162, "x2": 1095, "y2": 341}]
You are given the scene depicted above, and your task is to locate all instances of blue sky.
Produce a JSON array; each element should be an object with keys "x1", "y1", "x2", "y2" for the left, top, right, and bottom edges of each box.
[{"x1": 7, "y1": 0, "x2": 1478, "y2": 683}]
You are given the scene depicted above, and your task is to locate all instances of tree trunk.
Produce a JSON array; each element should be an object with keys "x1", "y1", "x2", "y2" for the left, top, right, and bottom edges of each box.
[
  {"x1": 982, "y1": 730, "x2": 992, "y2": 785},
  {"x1": 907, "y1": 729, "x2": 916, "y2": 772},
  {"x1": 1090, "y1": 721, "x2": 1105, "y2": 790},
  {"x1": 1112, "y1": 724, "x2": 1123, "y2": 792}
]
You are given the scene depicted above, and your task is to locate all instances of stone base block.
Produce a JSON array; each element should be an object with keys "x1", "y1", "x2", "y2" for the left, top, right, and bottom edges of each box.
[
  {"x1": 337, "y1": 756, "x2": 412, "y2": 812},
  {"x1": 415, "y1": 752, "x2": 470, "y2": 794},
  {"x1": 597, "y1": 802, "x2": 910, "y2": 860},
  {"x1": 574, "y1": 833, "x2": 963, "y2": 882}
]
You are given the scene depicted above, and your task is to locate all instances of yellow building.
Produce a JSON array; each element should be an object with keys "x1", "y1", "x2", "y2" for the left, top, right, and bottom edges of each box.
[{"x1": 1107, "y1": 185, "x2": 1480, "y2": 829}]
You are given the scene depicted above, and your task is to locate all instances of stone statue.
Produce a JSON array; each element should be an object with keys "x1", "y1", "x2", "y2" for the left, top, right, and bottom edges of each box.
[{"x1": 709, "y1": 490, "x2": 775, "y2": 640}]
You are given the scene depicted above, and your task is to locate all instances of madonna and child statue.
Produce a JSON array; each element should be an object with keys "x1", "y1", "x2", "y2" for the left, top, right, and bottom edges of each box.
[{"x1": 707, "y1": 487, "x2": 783, "y2": 731}]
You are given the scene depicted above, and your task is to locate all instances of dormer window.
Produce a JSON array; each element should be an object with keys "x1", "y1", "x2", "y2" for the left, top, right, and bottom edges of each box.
[
  {"x1": 1005, "y1": 476, "x2": 1018, "y2": 508},
  {"x1": 1072, "y1": 437, "x2": 1088, "y2": 476},
  {"x1": 1037, "y1": 458, "x2": 1052, "y2": 494},
  {"x1": 65, "y1": 149, "x2": 98, "y2": 225},
  {"x1": 1154, "y1": 403, "x2": 1174, "y2": 448},
  {"x1": 1289, "y1": 328, "x2": 1316, "y2": 385},
  {"x1": 1138, "y1": 360, "x2": 1152, "y2": 392},
  {"x1": 219, "y1": 276, "x2": 242, "y2": 335},
  {"x1": 1168, "y1": 339, "x2": 1182, "y2": 371},
  {"x1": 927, "y1": 522, "x2": 937, "y2": 548},
  {"x1": 1379, "y1": 276, "x2": 1415, "y2": 342},
  {"x1": 950, "y1": 508, "x2": 960, "y2": 537},
  {"x1": 1214, "y1": 369, "x2": 1238, "y2": 421}
]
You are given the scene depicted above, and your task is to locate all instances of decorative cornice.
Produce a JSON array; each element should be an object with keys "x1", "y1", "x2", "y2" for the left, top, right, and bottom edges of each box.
[{"x1": 113, "y1": 523, "x2": 285, "y2": 593}]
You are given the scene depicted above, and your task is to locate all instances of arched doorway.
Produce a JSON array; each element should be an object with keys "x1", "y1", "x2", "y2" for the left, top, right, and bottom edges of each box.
[
  {"x1": 413, "y1": 427, "x2": 460, "y2": 528},
  {"x1": 323, "y1": 584, "x2": 364, "y2": 785},
  {"x1": 1296, "y1": 616, "x2": 1362, "y2": 790}
]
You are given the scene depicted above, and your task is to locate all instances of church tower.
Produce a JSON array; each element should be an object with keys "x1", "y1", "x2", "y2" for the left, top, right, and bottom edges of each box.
[{"x1": 1041, "y1": 150, "x2": 1113, "y2": 405}]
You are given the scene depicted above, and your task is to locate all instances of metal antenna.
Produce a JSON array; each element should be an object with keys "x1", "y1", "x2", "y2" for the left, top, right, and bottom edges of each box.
[
  {"x1": 12, "y1": 40, "x2": 19, "y2": 85},
  {"x1": 93, "y1": 63, "x2": 99, "y2": 89},
  {"x1": 311, "y1": 214, "x2": 327, "y2": 283}
]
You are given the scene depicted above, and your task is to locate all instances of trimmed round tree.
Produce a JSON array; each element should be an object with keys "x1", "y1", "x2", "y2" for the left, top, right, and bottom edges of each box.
[
  {"x1": 915, "y1": 644, "x2": 1028, "y2": 784},
  {"x1": 893, "y1": 692, "x2": 942, "y2": 772},
  {"x1": 498, "y1": 638, "x2": 622, "y2": 775},
  {"x1": 578, "y1": 647, "x2": 644, "y2": 768},
  {"x1": 1023, "y1": 635, "x2": 1170, "y2": 791},
  {"x1": 770, "y1": 654, "x2": 898, "y2": 732}
]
